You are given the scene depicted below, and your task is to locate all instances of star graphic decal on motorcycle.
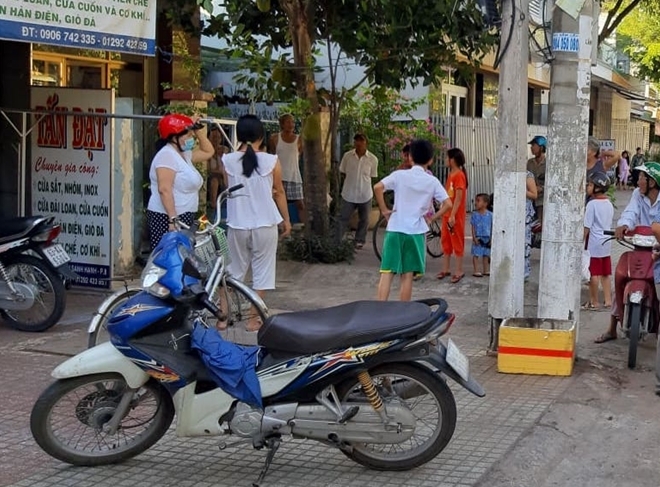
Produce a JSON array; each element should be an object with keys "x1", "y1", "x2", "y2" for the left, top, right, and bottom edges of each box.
[
  {"x1": 310, "y1": 341, "x2": 398, "y2": 380},
  {"x1": 115, "y1": 303, "x2": 163, "y2": 317},
  {"x1": 311, "y1": 351, "x2": 362, "y2": 379}
]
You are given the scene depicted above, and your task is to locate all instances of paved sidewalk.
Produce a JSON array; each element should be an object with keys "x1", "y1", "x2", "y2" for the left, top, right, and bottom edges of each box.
[{"x1": 2, "y1": 189, "x2": 656, "y2": 487}]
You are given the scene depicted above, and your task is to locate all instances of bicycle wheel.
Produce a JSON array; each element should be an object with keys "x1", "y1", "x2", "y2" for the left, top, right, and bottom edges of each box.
[
  {"x1": 372, "y1": 215, "x2": 387, "y2": 262},
  {"x1": 210, "y1": 278, "x2": 268, "y2": 344},
  {"x1": 87, "y1": 286, "x2": 142, "y2": 348},
  {"x1": 426, "y1": 220, "x2": 443, "y2": 258}
]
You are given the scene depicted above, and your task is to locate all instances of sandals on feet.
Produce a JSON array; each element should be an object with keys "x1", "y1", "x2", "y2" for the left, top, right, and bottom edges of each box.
[
  {"x1": 436, "y1": 271, "x2": 451, "y2": 280},
  {"x1": 472, "y1": 273, "x2": 484, "y2": 278},
  {"x1": 581, "y1": 303, "x2": 599, "y2": 311},
  {"x1": 451, "y1": 273, "x2": 465, "y2": 284}
]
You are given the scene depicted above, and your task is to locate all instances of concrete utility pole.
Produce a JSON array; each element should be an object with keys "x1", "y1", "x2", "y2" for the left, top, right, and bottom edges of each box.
[
  {"x1": 487, "y1": 0, "x2": 529, "y2": 350},
  {"x1": 538, "y1": 0, "x2": 595, "y2": 323}
]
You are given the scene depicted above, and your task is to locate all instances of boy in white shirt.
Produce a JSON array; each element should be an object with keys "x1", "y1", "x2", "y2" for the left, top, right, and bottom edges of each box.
[
  {"x1": 584, "y1": 172, "x2": 615, "y2": 310},
  {"x1": 374, "y1": 139, "x2": 452, "y2": 301}
]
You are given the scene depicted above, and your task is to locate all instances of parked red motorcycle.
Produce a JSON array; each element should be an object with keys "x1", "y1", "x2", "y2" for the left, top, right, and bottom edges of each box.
[{"x1": 605, "y1": 226, "x2": 660, "y2": 368}]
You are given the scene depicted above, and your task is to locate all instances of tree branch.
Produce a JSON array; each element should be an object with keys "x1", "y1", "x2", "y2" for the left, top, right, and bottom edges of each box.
[
  {"x1": 599, "y1": 0, "x2": 643, "y2": 44},
  {"x1": 347, "y1": 72, "x2": 370, "y2": 93}
]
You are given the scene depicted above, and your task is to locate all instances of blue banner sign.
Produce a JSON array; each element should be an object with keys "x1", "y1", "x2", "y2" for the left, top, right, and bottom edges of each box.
[{"x1": 0, "y1": 0, "x2": 156, "y2": 56}]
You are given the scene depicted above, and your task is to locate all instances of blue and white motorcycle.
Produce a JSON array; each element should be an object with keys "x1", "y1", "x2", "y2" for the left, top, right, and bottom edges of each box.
[{"x1": 30, "y1": 226, "x2": 484, "y2": 484}]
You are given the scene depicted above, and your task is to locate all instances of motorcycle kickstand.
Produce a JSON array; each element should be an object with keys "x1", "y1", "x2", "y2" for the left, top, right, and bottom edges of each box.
[{"x1": 252, "y1": 436, "x2": 281, "y2": 487}]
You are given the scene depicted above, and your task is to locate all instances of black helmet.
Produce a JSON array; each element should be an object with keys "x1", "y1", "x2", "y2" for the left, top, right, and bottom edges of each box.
[{"x1": 588, "y1": 171, "x2": 610, "y2": 193}]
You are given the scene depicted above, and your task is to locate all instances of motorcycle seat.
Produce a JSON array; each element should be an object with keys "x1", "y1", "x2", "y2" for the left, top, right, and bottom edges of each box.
[
  {"x1": 258, "y1": 300, "x2": 445, "y2": 355},
  {"x1": 0, "y1": 216, "x2": 49, "y2": 242}
]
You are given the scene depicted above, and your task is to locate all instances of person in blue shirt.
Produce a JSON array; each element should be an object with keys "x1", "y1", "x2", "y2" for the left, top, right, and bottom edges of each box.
[
  {"x1": 596, "y1": 163, "x2": 660, "y2": 344},
  {"x1": 470, "y1": 193, "x2": 492, "y2": 277}
]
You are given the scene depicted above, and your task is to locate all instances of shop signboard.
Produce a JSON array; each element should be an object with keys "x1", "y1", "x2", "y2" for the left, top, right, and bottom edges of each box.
[
  {"x1": 0, "y1": 0, "x2": 157, "y2": 55},
  {"x1": 31, "y1": 87, "x2": 113, "y2": 289}
]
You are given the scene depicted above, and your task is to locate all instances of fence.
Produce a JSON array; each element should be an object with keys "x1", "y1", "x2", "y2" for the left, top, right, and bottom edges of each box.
[
  {"x1": 610, "y1": 118, "x2": 650, "y2": 153},
  {"x1": 432, "y1": 115, "x2": 548, "y2": 211}
]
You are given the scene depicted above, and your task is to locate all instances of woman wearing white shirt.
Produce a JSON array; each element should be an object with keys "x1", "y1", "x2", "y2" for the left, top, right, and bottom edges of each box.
[
  {"x1": 147, "y1": 113, "x2": 215, "y2": 248},
  {"x1": 222, "y1": 114, "x2": 291, "y2": 331}
]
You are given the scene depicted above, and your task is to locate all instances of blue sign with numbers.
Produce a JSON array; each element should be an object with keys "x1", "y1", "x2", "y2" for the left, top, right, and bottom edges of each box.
[
  {"x1": 0, "y1": 0, "x2": 156, "y2": 56},
  {"x1": 552, "y1": 33, "x2": 580, "y2": 53}
]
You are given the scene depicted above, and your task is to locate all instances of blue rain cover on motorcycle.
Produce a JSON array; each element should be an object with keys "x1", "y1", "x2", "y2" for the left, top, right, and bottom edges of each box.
[{"x1": 191, "y1": 323, "x2": 263, "y2": 408}]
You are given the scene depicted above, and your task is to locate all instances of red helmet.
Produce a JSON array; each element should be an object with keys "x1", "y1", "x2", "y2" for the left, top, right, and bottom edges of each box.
[{"x1": 158, "y1": 113, "x2": 199, "y2": 139}]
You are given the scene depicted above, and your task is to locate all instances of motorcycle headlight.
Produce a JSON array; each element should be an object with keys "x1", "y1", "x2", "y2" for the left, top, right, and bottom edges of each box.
[{"x1": 141, "y1": 262, "x2": 169, "y2": 298}]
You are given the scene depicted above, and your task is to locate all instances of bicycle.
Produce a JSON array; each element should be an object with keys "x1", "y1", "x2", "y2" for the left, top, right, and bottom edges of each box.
[
  {"x1": 87, "y1": 184, "x2": 268, "y2": 348},
  {"x1": 371, "y1": 196, "x2": 444, "y2": 261}
]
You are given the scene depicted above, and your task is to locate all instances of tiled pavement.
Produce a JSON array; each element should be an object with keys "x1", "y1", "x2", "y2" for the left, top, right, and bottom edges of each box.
[
  {"x1": 2, "y1": 346, "x2": 571, "y2": 487},
  {"x1": 4, "y1": 190, "x2": 637, "y2": 487},
  {"x1": 0, "y1": 287, "x2": 572, "y2": 487}
]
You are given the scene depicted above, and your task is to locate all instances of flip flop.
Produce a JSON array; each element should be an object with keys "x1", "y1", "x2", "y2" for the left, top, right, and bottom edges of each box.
[
  {"x1": 484, "y1": 272, "x2": 490, "y2": 276},
  {"x1": 581, "y1": 303, "x2": 599, "y2": 311},
  {"x1": 472, "y1": 273, "x2": 484, "y2": 277},
  {"x1": 451, "y1": 273, "x2": 465, "y2": 284},
  {"x1": 436, "y1": 271, "x2": 451, "y2": 280},
  {"x1": 594, "y1": 332, "x2": 617, "y2": 343}
]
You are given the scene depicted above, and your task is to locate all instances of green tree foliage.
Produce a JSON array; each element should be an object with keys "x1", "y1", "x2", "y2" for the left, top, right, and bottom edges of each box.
[
  {"x1": 599, "y1": 0, "x2": 646, "y2": 45},
  {"x1": 205, "y1": 0, "x2": 497, "y2": 90},
  {"x1": 616, "y1": 1, "x2": 660, "y2": 81},
  {"x1": 198, "y1": 0, "x2": 497, "y2": 238}
]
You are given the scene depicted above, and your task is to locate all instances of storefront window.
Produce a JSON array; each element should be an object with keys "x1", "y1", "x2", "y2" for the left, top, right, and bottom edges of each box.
[
  {"x1": 32, "y1": 59, "x2": 61, "y2": 86},
  {"x1": 31, "y1": 45, "x2": 138, "y2": 93},
  {"x1": 482, "y1": 74, "x2": 498, "y2": 118},
  {"x1": 67, "y1": 64, "x2": 103, "y2": 89}
]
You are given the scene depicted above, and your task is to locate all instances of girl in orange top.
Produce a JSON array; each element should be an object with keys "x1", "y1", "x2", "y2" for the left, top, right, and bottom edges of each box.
[{"x1": 437, "y1": 148, "x2": 468, "y2": 283}]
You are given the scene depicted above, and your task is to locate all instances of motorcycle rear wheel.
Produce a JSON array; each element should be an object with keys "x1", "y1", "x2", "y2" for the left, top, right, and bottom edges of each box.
[
  {"x1": 30, "y1": 373, "x2": 174, "y2": 466},
  {"x1": 0, "y1": 254, "x2": 66, "y2": 332},
  {"x1": 336, "y1": 363, "x2": 457, "y2": 471}
]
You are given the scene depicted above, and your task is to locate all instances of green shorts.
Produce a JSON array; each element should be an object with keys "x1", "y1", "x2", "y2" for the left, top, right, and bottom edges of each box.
[{"x1": 380, "y1": 231, "x2": 426, "y2": 275}]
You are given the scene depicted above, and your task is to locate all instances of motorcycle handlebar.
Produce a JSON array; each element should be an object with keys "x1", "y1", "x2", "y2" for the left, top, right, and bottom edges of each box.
[
  {"x1": 184, "y1": 284, "x2": 226, "y2": 321},
  {"x1": 202, "y1": 295, "x2": 226, "y2": 321}
]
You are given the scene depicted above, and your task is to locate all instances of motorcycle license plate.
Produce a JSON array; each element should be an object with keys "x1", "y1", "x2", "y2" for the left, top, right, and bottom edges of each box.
[
  {"x1": 43, "y1": 244, "x2": 71, "y2": 267},
  {"x1": 445, "y1": 339, "x2": 470, "y2": 382}
]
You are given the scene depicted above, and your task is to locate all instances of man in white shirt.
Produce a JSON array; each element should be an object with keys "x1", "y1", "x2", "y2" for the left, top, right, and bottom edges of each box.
[
  {"x1": 337, "y1": 133, "x2": 379, "y2": 248},
  {"x1": 374, "y1": 139, "x2": 452, "y2": 301}
]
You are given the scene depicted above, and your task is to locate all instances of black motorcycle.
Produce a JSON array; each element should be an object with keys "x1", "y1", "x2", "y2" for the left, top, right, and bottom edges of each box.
[{"x1": 0, "y1": 216, "x2": 76, "y2": 331}]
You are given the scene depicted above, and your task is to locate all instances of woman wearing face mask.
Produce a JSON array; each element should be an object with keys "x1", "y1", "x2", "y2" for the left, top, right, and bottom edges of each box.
[{"x1": 147, "y1": 113, "x2": 215, "y2": 248}]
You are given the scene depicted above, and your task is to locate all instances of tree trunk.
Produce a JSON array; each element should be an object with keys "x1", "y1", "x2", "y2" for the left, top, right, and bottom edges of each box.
[{"x1": 281, "y1": 0, "x2": 329, "y2": 237}]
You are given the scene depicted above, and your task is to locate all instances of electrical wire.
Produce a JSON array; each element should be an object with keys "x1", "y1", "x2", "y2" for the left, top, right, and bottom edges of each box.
[
  {"x1": 493, "y1": 0, "x2": 516, "y2": 69},
  {"x1": 540, "y1": 0, "x2": 553, "y2": 63}
]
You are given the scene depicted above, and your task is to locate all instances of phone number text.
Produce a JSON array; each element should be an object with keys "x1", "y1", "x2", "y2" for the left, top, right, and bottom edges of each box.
[{"x1": 20, "y1": 26, "x2": 150, "y2": 52}]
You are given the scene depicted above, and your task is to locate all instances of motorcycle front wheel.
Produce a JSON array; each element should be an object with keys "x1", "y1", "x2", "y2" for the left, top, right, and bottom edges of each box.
[
  {"x1": 337, "y1": 363, "x2": 457, "y2": 471},
  {"x1": 0, "y1": 254, "x2": 66, "y2": 332},
  {"x1": 626, "y1": 302, "x2": 643, "y2": 369},
  {"x1": 30, "y1": 373, "x2": 174, "y2": 466}
]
